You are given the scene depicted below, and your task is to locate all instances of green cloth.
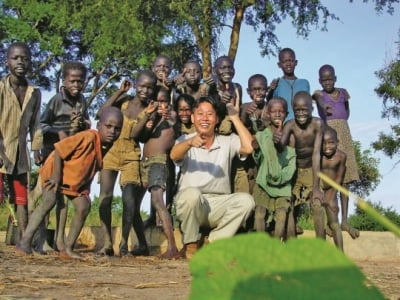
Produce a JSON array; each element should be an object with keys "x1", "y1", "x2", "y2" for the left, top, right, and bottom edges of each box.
[{"x1": 253, "y1": 128, "x2": 296, "y2": 198}]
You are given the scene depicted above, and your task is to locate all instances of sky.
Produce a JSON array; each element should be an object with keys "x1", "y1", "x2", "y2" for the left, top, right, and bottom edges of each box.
[{"x1": 53, "y1": 1, "x2": 399, "y2": 214}]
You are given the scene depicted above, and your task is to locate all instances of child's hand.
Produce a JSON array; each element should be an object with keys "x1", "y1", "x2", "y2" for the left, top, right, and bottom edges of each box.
[
  {"x1": 189, "y1": 134, "x2": 206, "y2": 148},
  {"x1": 161, "y1": 74, "x2": 173, "y2": 89},
  {"x1": 269, "y1": 78, "x2": 279, "y2": 90},
  {"x1": 174, "y1": 68, "x2": 187, "y2": 86},
  {"x1": 119, "y1": 79, "x2": 132, "y2": 93},
  {"x1": 33, "y1": 150, "x2": 42, "y2": 166},
  {"x1": 226, "y1": 102, "x2": 239, "y2": 117},
  {"x1": 246, "y1": 102, "x2": 258, "y2": 115},
  {"x1": 203, "y1": 66, "x2": 215, "y2": 86},
  {"x1": 145, "y1": 101, "x2": 158, "y2": 115},
  {"x1": 312, "y1": 188, "x2": 324, "y2": 206},
  {"x1": 252, "y1": 139, "x2": 260, "y2": 150},
  {"x1": 43, "y1": 177, "x2": 60, "y2": 193},
  {"x1": 221, "y1": 83, "x2": 235, "y2": 104},
  {"x1": 273, "y1": 127, "x2": 282, "y2": 144},
  {"x1": 145, "y1": 119, "x2": 154, "y2": 129}
]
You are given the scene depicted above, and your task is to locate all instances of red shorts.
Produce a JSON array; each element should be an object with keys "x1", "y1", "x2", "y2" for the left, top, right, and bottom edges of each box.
[{"x1": 2, "y1": 173, "x2": 28, "y2": 206}]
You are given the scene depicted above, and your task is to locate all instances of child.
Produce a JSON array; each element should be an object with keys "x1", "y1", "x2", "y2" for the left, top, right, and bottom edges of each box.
[
  {"x1": 36, "y1": 61, "x2": 90, "y2": 252},
  {"x1": 97, "y1": 71, "x2": 157, "y2": 257},
  {"x1": 252, "y1": 98, "x2": 296, "y2": 239},
  {"x1": 152, "y1": 55, "x2": 176, "y2": 104},
  {"x1": 175, "y1": 93, "x2": 196, "y2": 135},
  {"x1": 0, "y1": 42, "x2": 42, "y2": 240},
  {"x1": 140, "y1": 88, "x2": 180, "y2": 259},
  {"x1": 209, "y1": 56, "x2": 248, "y2": 193},
  {"x1": 313, "y1": 64, "x2": 360, "y2": 239},
  {"x1": 240, "y1": 74, "x2": 269, "y2": 196},
  {"x1": 274, "y1": 91, "x2": 325, "y2": 239},
  {"x1": 175, "y1": 61, "x2": 208, "y2": 101},
  {"x1": 269, "y1": 48, "x2": 310, "y2": 121},
  {"x1": 17, "y1": 107, "x2": 123, "y2": 258},
  {"x1": 321, "y1": 126, "x2": 345, "y2": 251}
]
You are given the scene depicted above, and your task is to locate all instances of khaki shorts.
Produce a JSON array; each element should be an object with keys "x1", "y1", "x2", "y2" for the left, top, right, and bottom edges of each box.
[
  {"x1": 103, "y1": 139, "x2": 141, "y2": 187},
  {"x1": 252, "y1": 183, "x2": 291, "y2": 212},
  {"x1": 292, "y1": 168, "x2": 313, "y2": 206}
]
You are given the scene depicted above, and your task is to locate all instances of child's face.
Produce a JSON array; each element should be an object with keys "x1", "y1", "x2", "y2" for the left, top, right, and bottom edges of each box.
[
  {"x1": 63, "y1": 69, "x2": 85, "y2": 99},
  {"x1": 322, "y1": 132, "x2": 338, "y2": 158},
  {"x1": 215, "y1": 58, "x2": 235, "y2": 83},
  {"x1": 156, "y1": 92, "x2": 170, "y2": 116},
  {"x1": 97, "y1": 113, "x2": 123, "y2": 145},
  {"x1": 136, "y1": 75, "x2": 156, "y2": 103},
  {"x1": 177, "y1": 99, "x2": 192, "y2": 124},
  {"x1": 247, "y1": 78, "x2": 267, "y2": 105},
  {"x1": 278, "y1": 51, "x2": 297, "y2": 76},
  {"x1": 319, "y1": 69, "x2": 336, "y2": 93},
  {"x1": 6, "y1": 46, "x2": 31, "y2": 78},
  {"x1": 152, "y1": 57, "x2": 171, "y2": 81},
  {"x1": 192, "y1": 101, "x2": 218, "y2": 136},
  {"x1": 293, "y1": 96, "x2": 312, "y2": 126},
  {"x1": 267, "y1": 101, "x2": 287, "y2": 127},
  {"x1": 184, "y1": 62, "x2": 202, "y2": 85}
]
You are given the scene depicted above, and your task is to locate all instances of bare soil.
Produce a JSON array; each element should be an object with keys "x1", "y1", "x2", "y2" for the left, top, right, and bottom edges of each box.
[{"x1": 0, "y1": 242, "x2": 399, "y2": 300}]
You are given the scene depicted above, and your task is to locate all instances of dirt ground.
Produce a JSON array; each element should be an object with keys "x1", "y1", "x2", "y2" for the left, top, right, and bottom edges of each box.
[{"x1": 0, "y1": 242, "x2": 399, "y2": 300}]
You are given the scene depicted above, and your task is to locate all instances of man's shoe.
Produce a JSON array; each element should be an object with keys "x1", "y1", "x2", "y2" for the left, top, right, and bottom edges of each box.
[{"x1": 183, "y1": 242, "x2": 199, "y2": 259}]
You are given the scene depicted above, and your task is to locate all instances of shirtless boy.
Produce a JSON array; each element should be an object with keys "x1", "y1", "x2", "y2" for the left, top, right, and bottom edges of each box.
[
  {"x1": 321, "y1": 126, "x2": 345, "y2": 250},
  {"x1": 17, "y1": 107, "x2": 123, "y2": 258},
  {"x1": 175, "y1": 61, "x2": 208, "y2": 100},
  {"x1": 274, "y1": 91, "x2": 325, "y2": 239},
  {"x1": 140, "y1": 88, "x2": 180, "y2": 259}
]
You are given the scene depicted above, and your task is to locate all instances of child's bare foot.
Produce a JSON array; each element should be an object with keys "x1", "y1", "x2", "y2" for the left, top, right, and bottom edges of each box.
[
  {"x1": 341, "y1": 223, "x2": 360, "y2": 239},
  {"x1": 15, "y1": 244, "x2": 33, "y2": 255},
  {"x1": 64, "y1": 248, "x2": 83, "y2": 259},
  {"x1": 130, "y1": 245, "x2": 150, "y2": 257},
  {"x1": 96, "y1": 247, "x2": 114, "y2": 257},
  {"x1": 55, "y1": 241, "x2": 65, "y2": 252},
  {"x1": 325, "y1": 226, "x2": 333, "y2": 237},
  {"x1": 158, "y1": 249, "x2": 182, "y2": 260}
]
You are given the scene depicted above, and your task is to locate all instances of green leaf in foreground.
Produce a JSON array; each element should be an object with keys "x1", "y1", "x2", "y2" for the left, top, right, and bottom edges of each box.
[{"x1": 190, "y1": 233, "x2": 383, "y2": 300}]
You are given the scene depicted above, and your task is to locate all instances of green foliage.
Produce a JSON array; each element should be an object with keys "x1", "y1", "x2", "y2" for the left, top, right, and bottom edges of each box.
[
  {"x1": 349, "y1": 141, "x2": 381, "y2": 198},
  {"x1": 373, "y1": 31, "x2": 400, "y2": 161},
  {"x1": 349, "y1": 201, "x2": 400, "y2": 231},
  {"x1": 190, "y1": 233, "x2": 383, "y2": 300}
]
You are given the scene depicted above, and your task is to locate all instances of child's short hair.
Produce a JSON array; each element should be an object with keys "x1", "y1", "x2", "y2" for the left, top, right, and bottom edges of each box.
[
  {"x1": 278, "y1": 47, "x2": 296, "y2": 60},
  {"x1": 323, "y1": 125, "x2": 338, "y2": 140},
  {"x1": 7, "y1": 42, "x2": 31, "y2": 58},
  {"x1": 214, "y1": 55, "x2": 233, "y2": 68},
  {"x1": 268, "y1": 97, "x2": 288, "y2": 112},
  {"x1": 247, "y1": 74, "x2": 267, "y2": 87},
  {"x1": 62, "y1": 62, "x2": 87, "y2": 79},
  {"x1": 175, "y1": 94, "x2": 195, "y2": 112},
  {"x1": 137, "y1": 69, "x2": 157, "y2": 83},
  {"x1": 319, "y1": 64, "x2": 335, "y2": 76}
]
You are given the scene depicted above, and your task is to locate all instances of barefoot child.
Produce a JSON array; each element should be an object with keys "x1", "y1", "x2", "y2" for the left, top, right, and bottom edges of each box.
[
  {"x1": 269, "y1": 48, "x2": 310, "y2": 121},
  {"x1": 313, "y1": 64, "x2": 360, "y2": 239},
  {"x1": 0, "y1": 42, "x2": 42, "y2": 240},
  {"x1": 17, "y1": 107, "x2": 123, "y2": 258},
  {"x1": 140, "y1": 88, "x2": 180, "y2": 259},
  {"x1": 252, "y1": 98, "x2": 296, "y2": 239},
  {"x1": 321, "y1": 126, "x2": 345, "y2": 251},
  {"x1": 35, "y1": 61, "x2": 90, "y2": 253},
  {"x1": 274, "y1": 91, "x2": 325, "y2": 239},
  {"x1": 97, "y1": 71, "x2": 157, "y2": 257}
]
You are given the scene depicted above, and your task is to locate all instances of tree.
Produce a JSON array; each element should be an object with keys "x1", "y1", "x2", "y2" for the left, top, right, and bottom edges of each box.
[
  {"x1": 349, "y1": 141, "x2": 381, "y2": 199},
  {"x1": 372, "y1": 31, "x2": 400, "y2": 163},
  {"x1": 349, "y1": 201, "x2": 400, "y2": 231},
  {"x1": 168, "y1": 0, "x2": 398, "y2": 74},
  {"x1": 0, "y1": 0, "x2": 199, "y2": 111}
]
